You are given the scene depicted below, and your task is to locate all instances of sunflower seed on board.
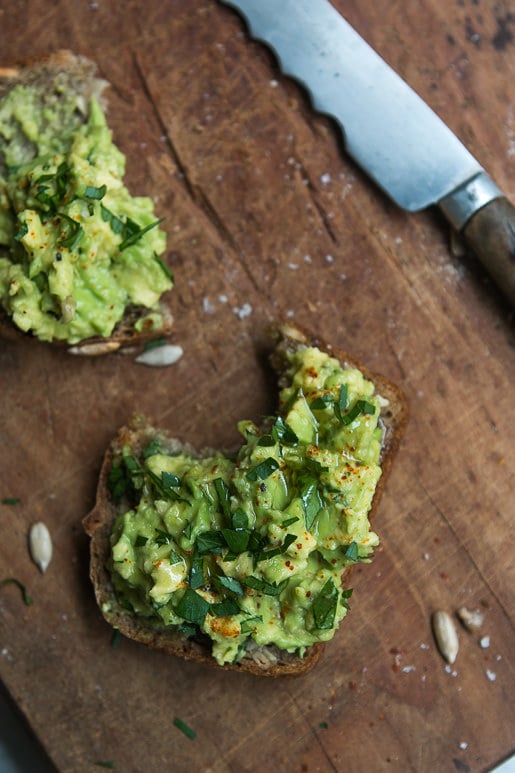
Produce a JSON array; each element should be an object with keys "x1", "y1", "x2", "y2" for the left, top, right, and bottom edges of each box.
[
  {"x1": 29, "y1": 522, "x2": 53, "y2": 573},
  {"x1": 456, "y1": 606, "x2": 485, "y2": 632},
  {"x1": 134, "y1": 344, "x2": 184, "y2": 367},
  {"x1": 432, "y1": 610, "x2": 459, "y2": 664}
]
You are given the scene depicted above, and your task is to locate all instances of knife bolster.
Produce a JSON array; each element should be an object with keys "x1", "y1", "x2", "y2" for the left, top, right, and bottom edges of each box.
[{"x1": 439, "y1": 172, "x2": 503, "y2": 231}]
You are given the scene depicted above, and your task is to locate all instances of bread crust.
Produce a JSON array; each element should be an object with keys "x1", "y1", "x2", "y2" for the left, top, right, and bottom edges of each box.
[
  {"x1": 0, "y1": 51, "x2": 173, "y2": 355},
  {"x1": 83, "y1": 324, "x2": 408, "y2": 676}
]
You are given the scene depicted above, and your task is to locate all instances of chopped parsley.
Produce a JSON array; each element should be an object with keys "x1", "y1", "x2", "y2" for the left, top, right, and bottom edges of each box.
[
  {"x1": 173, "y1": 717, "x2": 196, "y2": 740},
  {"x1": 0, "y1": 578, "x2": 33, "y2": 605}
]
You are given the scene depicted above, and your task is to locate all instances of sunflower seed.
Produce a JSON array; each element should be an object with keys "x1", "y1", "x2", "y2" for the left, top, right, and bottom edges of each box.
[
  {"x1": 432, "y1": 610, "x2": 459, "y2": 664},
  {"x1": 68, "y1": 340, "x2": 121, "y2": 356},
  {"x1": 29, "y1": 522, "x2": 53, "y2": 573},
  {"x1": 134, "y1": 344, "x2": 183, "y2": 367},
  {"x1": 456, "y1": 606, "x2": 485, "y2": 632}
]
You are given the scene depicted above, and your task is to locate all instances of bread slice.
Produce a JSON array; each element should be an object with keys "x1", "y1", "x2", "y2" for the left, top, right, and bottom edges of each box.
[
  {"x1": 83, "y1": 324, "x2": 408, "y2": 675},
  {"x1": 0, "y1": 51, "x2": 173, "y2": 355}
]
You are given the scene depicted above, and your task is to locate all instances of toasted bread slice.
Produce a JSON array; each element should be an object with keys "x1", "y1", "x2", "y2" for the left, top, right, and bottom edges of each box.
[
  {"x1": 0, "y1": 51, "x2": 173, "y2": 355},
  {"x1": 83, "y1": 324, "x2": 408, "y2": 675}
]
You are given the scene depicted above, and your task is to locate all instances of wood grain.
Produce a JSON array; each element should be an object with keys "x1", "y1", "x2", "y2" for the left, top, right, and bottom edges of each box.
[{"x1": 0, "y1": 1, "x2": 514, "y2": 771}]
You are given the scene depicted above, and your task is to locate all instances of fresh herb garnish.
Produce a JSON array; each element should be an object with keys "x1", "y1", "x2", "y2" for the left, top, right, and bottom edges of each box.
[
  {"x1": 0, "y1": 578, "x2": 33, "y2": 605},
  {"x1": 188, "y1": 554, "x2": 204, "y2": 590},
  {"x1": 332, "y1": 384, "x2": 348, "y2": 423},
  {"x1": 33, "y1": 162, "x2": 70, "y2": 214},
  {"x1": 107, "y1": 462, "x2": 131, "y2": 503},
  {"x1": 310, "y1": 394, "x2": 334, "y2": 410},
  {"x1": 84, "y1": 183, "x2": 107, "y2": 200},
  {"x1": 243, "y1": 576, "x2": 288, "y2": 596},
  {"x1": 101, "y1": 204, "x2": 124, "y2": 235},
  {"x1": 344, "y1": 541, "x2": 360, "y2": 562},
  {"x1": 211, "y1": 598, "x2": 240, "y2": 617},
  {"x1": 257, "y1": 434, "x2": 276, "y2": 447},
  {"x1": 156, "y1": 255, "x2": 173, "y2": 281},
  {"x1": 340, "y1": 588, "x2": 353, "y2": 609},
  {"x1": 231, "y1": 508, "x2": 248, "y2": 530},
  {"x1": 313, "y1": 578, "x2": 339, "y2": 630},
  {"x1": 119, "y1": 217, "x2": 164, "y2": 251},
  {"x1": 146, "y1": 469, "x2": 185, "y2": 502},
  {"x1": 175, "y1": 589, "x2": 210, "y2": 626},
  {"x1": 299, "y1": 473, "x2": 324, "y2": 530},
  {"x1": 214, "y1": 478, "x2": 231, "y2": 519},
  {"x1": 13, "y1": 222, "x2": 28, "y2": 241},
  {"x1": 57, "y1": 213, "x2": 84, "y2": 250},
  {"x1": 272, "y1": 416, "x2": 298, "y2": 446},
  {"x1": 141, "y1": 439, "x2": 163, "y2": 458},
  {"x1": 1, "y1": 497, "x2": 20, "y2": 505},
  {"x1": 173, "y1": 717, "x2": 197, "y2": 740},
  {"x1": 196, "y1": 530, "x2": 226, "y2": 556},
  {"x1": 111, "y1": 630, "x2": 121, "y2": 650},
  {"x1": 154, "y1": 528, "x2": 171, "y2": 546},
  {"x1": 257, "y1": 533, "x2": 296, "y2": 563},
  {"x1": 246, "y1": 457, "x2": 279, "y2": 482},
  {"x1": 143, "y1": 337, "x2": 167, "y2": 352},
  {"x1": 214, "y1": 576, "x2": 244, "y2": 596},
  {"x1": 282, "y1": 516, "x2": 300, "y2": 528},
  {"x1": 240, "y1": 615, "x2": 263, "y2": 634},
  {"x1": 221, "y1": 527, "x2": 250, "y2": 554},
  {"x1": 339, "y1": 399, "x2": 375, "y2": 426},
  {"x1": 94, "y1": 762, "x2": 116, "y2": 769}
]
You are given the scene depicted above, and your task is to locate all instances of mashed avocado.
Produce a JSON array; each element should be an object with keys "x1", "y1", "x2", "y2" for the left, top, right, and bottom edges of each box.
[
  {"x1": 0, "y1": 80, "x2": 172, "y2": 343},
  {"x1": 108, "y1": 346, "x2": 384, "y2": 666}
]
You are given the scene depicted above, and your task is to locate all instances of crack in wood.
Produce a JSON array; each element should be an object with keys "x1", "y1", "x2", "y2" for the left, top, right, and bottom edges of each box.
[
  {"x1": 418, "y1": 480, "x2": 515, "y2": 631},
  {"x1": 131, "y1": 50, "x2": 267, "y2": 298}
]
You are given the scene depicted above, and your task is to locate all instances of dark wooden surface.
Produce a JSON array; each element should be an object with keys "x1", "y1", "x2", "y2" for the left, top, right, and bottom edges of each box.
[{"x1": 1, "y1": 1, "x2": 514, "y2": 771}]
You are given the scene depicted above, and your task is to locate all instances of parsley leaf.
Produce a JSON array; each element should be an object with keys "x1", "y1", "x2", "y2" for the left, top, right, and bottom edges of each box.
[
  {"x1": 313, "y1": 578, "x2": 339, "y2": 630},
  {"x1": 246, "y1": 457, "x2": 279, "y2": 482},
  {"x1": 173, "y1": 717, "x2": 196, "y2": 740},
  {"x1": 243, "y1": 577, "x2": 288, "y2": 596},
  {"x1": 196, "y1": 530, "x2": 225, "y2": 556},
  {"x1": 299, "y1": 473, "x2": 324, "y2": 530},
  {"x1": 84, "y1": 184, "x2": 107, "y2": 200},
  {"x1": 344, "y1": 541, "x2": 360, "y2": 562},
  {"x1": 214, "y1": 477, "x2": 231, "y2": 520},
  {"x1": 0, "y1": 578, "x2": 33, "y2": 606},
  {"x1": 175, "y1": 589, "x2": 210, "y2": 626},
  {"x1": 211, "y1": 598, "x2": 240, "y2": 617},
  {"x1": 339, "y1": 399, "x2": 375, "y2": 426}
]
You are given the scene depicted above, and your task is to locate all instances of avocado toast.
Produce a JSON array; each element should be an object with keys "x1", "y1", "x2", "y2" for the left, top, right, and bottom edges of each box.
[
  {"x1": 0, "y1": 51, "x2": 173, "y2": 354},
  {"x1": 83, "y1": 324, "x2": 407, "y2": 675}
]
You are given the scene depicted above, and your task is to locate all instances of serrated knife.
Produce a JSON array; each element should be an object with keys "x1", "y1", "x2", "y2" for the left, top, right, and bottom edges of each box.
[{"x1": 220, "y1": 0, "x2": 515, "y2": 308}]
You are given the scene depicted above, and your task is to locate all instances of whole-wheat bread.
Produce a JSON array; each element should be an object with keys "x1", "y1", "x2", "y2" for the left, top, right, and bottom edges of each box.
[
  {"x1": 83, "y1": 323, "x2": 408, "y2": 676},
  {"x1": 0, "y1": 51, "x2": 173, "y2": 355}
]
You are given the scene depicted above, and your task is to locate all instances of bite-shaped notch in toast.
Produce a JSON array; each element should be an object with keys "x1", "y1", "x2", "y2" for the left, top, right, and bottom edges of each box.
[{"x1": 83, "y1": 324, "x2": 408, "y2": 675}]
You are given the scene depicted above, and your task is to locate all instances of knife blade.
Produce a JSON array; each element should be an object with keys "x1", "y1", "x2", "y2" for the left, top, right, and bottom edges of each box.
[{"x1": 220, "y1": 0, "x2": 515, "y2": 308}]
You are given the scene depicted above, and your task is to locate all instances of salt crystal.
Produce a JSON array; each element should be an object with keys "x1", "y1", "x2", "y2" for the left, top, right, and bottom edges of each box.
[
  {"x1": 479, "y1": 636, "x2": 490, "y2": 649},
  {"x1": 486, "y1": 669, "x2": 497, "y2": 682},
  {"x1": 233, "y1": 302, "x2": 253, "y2": 320}
]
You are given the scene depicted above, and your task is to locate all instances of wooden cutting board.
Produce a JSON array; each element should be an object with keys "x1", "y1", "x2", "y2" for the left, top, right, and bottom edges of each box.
[{"x1": 1, "y1": 1, "x2": 514, "y2": 771}]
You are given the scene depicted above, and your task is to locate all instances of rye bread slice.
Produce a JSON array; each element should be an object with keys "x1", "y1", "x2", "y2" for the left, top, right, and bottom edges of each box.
[
  {"x1": 83, "y1": 324, "x2": 408, "y2": 675},
  {"x1": 0, "y1": 51, "x2": 173, "y2": 355}
]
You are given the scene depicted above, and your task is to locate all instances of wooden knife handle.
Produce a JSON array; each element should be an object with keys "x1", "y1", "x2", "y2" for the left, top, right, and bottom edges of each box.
[{"x1": 462, "y1": 197, "x2": 515, "y2": 308}]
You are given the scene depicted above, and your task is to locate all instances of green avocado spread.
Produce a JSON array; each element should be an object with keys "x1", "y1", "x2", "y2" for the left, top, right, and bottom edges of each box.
[
  {"x1": 0, "y1": 79, "x2": 172, "y2": 343},
  {"x1": 108, "y1": 346, "x2": 385, "y2": 665}
]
